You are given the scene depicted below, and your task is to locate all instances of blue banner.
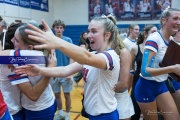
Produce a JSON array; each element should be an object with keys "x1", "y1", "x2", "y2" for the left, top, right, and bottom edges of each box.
[
  {"x1": 40, "y1": 0, "x2": 48, "y2": 12},
  {"x1": 4, "y1": 0, "x2": 18, "y2": 6},
  {"x1": 30, "y1": 0, "x2": 40, "y2": 10},
  {"x1": 19, "y1": 0, "x2": 30, "y2": 8},
  {"x1": 0, "y1": 56, "x2": 46, "y2": 64},
  {"x1": 31, "y1": 0, "x2": 48, "y2": 12}
]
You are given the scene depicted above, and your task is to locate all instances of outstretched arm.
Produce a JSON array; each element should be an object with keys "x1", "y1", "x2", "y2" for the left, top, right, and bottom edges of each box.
[
  {"x1": 15, "y1": 62, "x2": 83, "y2": 78},
  {"x1": 16, "y1": 50, "x2": 57, "y2": 101},
  {"x1": 25, "y1": 20, "x2": 108, "y2": 70}
]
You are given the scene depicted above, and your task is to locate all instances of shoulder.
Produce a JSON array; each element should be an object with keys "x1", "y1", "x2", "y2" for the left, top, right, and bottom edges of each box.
[
  {"x1": 62, "y1": 36, "x2": 73, "y2": 43},
  {"x1": 147, "y1": 32, "x2": 160, "y2": 41},
  {"x1": 0, "y1": 50, "x2": 11, "y2": 56},
  {"x1": 120, "y1": 48, "x2": 131, "y2": 64},
  {"x1": 123, "y1": 38, "x2": 128, "y2": 43},
  {"x1": 131, "y1": 44, "x2": 138, "y2": 52},
  {"x1": 19, "y1": 50, "x2": 44, "y2": 56},
  {"x1": 120, "y1": 48, "x2": 131, "y2": 58},
  {"x1": 100, "y1": 50, "x2": 119, "y2": 60},
  {"x1": 9, "y1": 50, "x2": 44, "y2": 57}
]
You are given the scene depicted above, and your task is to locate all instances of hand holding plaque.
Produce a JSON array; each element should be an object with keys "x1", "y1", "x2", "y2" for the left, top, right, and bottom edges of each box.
[{"x1": 159, "y1": 40, "x2": 180, "y2": 81}]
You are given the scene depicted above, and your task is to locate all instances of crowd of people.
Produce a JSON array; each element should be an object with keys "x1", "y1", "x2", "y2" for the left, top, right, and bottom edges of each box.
[{"x1": 0, "y1": 6, "x2": 180, "y2": 120}]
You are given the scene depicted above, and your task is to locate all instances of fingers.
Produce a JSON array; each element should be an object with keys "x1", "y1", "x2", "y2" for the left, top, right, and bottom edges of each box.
[
  {"x1": 42, "y1": 19, "x2": 51, "y2": 31},
  {"x1": 16, "y1": 65, "x2": 31, "y2": 69},
  {"x1": 25, "y1": 30, "x2": 45, "y2": 43},
  {"x1": 27, "y1": 23, "x2": 44, "y2": 34},
  {"x1": 20, "y1": 74, "x2": 28, "y2": 77},
  {"x1": 33, "y1": 44, "x2": 49, "y2": 50},
  {"x1": 15, "y1": 69, "x2": 26, "y2": 75}
]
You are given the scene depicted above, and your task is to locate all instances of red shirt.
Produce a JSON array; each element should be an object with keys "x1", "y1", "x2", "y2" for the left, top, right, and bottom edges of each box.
[{"x1": 0, "y1": 91, "x2": 7, "y2": 117}]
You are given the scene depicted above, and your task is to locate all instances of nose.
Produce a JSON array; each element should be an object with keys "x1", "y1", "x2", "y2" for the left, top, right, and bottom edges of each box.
[
  {"x1": 11, "y1": 37, "x2": 15, "y2": 43},
  {"x1": 87, "y1": 32, "x2": 91, "y2": 39}
]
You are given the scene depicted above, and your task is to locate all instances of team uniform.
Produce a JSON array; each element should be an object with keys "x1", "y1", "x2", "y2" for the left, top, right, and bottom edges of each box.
[
  {"x1": 7, "y1": 50, "x2": 56, "y2": 120},
  {"x1": 124, "y1": 2, "x2": 131, "y2": 12},
  {"x1": 172, "y1": 79, "x2": 180, "y2": 91},
  {"x1": 123, "y1": 37, "x2": 136, "y2": 51},
  {"x1": 0, "y1": 64, "x2": 23, "y2": 120},
  {"x1": 162, "y1": 0, "x2": 171, "y2": 11},
  {"x1": 115, "y1": 90, "x2": 135, "y2": 119},
  {"x1": 0, "y1": 90, "x2": 13, "y2": 120},
  {"x1": 140, "y1": 2, "x2": 150, "y2": 12},
  {"x1": 119, "y1": 37, "x2": 136, "y2": 119},
  {"x1": 93, "y1": 4, "x2": 101, "y2": 17},
  {"x1": 105, "y1": 4, "x2": 113, "y2": 14},
  {"x1": 135, "y1": 31, "x2": 169, "y2": 103},
  {"x1": 50, "y1": 36, "x2": 73, "y2": 94},
  {"x1": 83, "y1": 50, "x2": 120, "y2": 119}
]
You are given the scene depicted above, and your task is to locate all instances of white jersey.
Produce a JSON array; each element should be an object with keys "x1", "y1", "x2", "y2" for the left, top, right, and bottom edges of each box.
[
  {"x1": 83, "y1": 50, "x2": 120, "y2": 116},
  {"x1": 124, "y1": 2, "x2": 131, "y2": 12},
  {"x1": 140, "y1": 2, "x2": 150, "y2": 12},
  {"x1": 0, "y1": 64, "x2": 21, "y2": 115},
  {"x1": 162, "y1": 1, "x2": 171, "y2": 11},
  {"x1": 140, "y1": 32, "x2": 169, "y2": 82},
  {"x1": 8, "y1": 50, "x2": 55, "y2": 111},
  {"x1": 94, "y1": 4, "x2": 101, "y2": 14},
  {"x1": 123, "y1": 37, "x2": 136, "y2": 51},
  {"x1": 105, "y1": 4, "x2": 113, "y2": 14}
]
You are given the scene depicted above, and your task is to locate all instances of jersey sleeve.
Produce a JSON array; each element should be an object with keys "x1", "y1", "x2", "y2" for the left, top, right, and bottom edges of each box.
[
  {"x1": 99, "y1": 51, "x2": 114, "y2": 71},
  {"x1": 8, "y1": 50, "x2": 29, "y2": 85},
  {"x1": 144, "y1": 32, "x2": 159, "y2": 53}
]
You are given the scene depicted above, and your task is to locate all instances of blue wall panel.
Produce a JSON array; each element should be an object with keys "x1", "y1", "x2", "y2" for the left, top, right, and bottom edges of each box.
[{"x1": 64, "y1": 24, "x2": 160, "y2": 46}]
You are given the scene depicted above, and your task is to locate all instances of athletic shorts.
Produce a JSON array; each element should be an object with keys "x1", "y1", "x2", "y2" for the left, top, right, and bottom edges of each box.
[
  {"x1": 50, "y1": 77, "x2": 73, "y2": 93},
  {"x1": 172, "y1": 79, "x2": 180, "y2": 91},
  {"x1": 12, "y1": 109, "x2": 25, "y2": 120},
  {"x1": 88, "y1": 109, "x2": 119, "y2": 120},
  {"x1": 115, "y1": 90, "x2": 135, "y2": 119},
  {"x1": 135, "y1": 77, "x2": 168, "y2": 102},
  {"x1": 23, "y1": 100, "x2": 57, "y2": 120},
  {"x1": 0, "y1": 108, "x2": 13, "y2": 120}
]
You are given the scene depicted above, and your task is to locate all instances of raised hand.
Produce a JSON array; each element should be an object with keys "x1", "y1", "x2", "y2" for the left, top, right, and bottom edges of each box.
[
  {"x1": 25, "y1": 20, "x2": 60, "y2": 50},
  {"x1": 15, "y1": 64, "x2": 41, "y2": 77}
]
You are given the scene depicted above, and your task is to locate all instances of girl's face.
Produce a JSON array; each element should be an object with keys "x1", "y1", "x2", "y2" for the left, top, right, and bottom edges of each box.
[
  {"x1": 163, "y1": 11, "x2": 180, "y2": 35},
  {"x1": 147, "y1": 26, "x2": 158, "y2": 36},
  {"x1": 130, "y1": 25, "x2": 140, "y2": 38},
  {"x1": 87, "y1": 20, "x2": 107, "y2": 52},
  {"x1": 11, "y1": 29, "x2": 29, "y2": 50},
  {"x1": 83, "y1": 32, "x2": 88, "y2": 39}
]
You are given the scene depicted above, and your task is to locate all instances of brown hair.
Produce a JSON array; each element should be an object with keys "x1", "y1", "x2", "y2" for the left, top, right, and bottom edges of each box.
[{"x1": 52, "y1": 19, "x2": 66, "y2": 29}]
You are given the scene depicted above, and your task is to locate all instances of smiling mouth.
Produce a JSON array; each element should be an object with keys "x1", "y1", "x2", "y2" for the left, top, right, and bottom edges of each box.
[{"x1": 90, "y1": 41, "x2": 95, "y2": 44}]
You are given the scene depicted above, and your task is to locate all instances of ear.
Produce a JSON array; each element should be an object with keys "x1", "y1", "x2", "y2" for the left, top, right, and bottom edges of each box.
[
  {"x1": 27, "y1": 45, "x2": 34, "y2": 50},
  {"x1": 105, "y1": 32, "x2": 111, "y2": 41},
  {"x1": 161, "y1": 18, "x2": 167, "y2": 26}
]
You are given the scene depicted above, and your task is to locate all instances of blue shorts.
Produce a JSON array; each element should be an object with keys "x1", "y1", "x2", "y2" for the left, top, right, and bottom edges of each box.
[
  {"x1": 12, "y1": 109, "x2": 25, "y2": 120},
  {"x1": 88, "y1": 109, "x2": 119, "y2": 120},
  {"x1": 50, "y1": 77, "x2": 73, "y2": 93},
  {"x1": 0, "y1": 108, "x2": 12, "y2": 120},
  {"x1": 135, "y1": 77, "x2": 168, "y2": 102},
  {"x1": 23, "y1": 100, "x2": 57, "y2": 120},
  {"x1": 172, "y1": 79, "x2": 180, "y2": 91}
]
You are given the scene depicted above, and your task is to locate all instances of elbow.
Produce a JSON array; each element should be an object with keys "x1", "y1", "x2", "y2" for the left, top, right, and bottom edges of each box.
[
  {"x1": 29, "y1": 97, "x2": 39, "y2": 102},
  {"x1": 141, "y1": 68, "x2": 151, "y2": 77},
  {"x1": 27, "y1": 94, "x2": 39, "y2": 101}
]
